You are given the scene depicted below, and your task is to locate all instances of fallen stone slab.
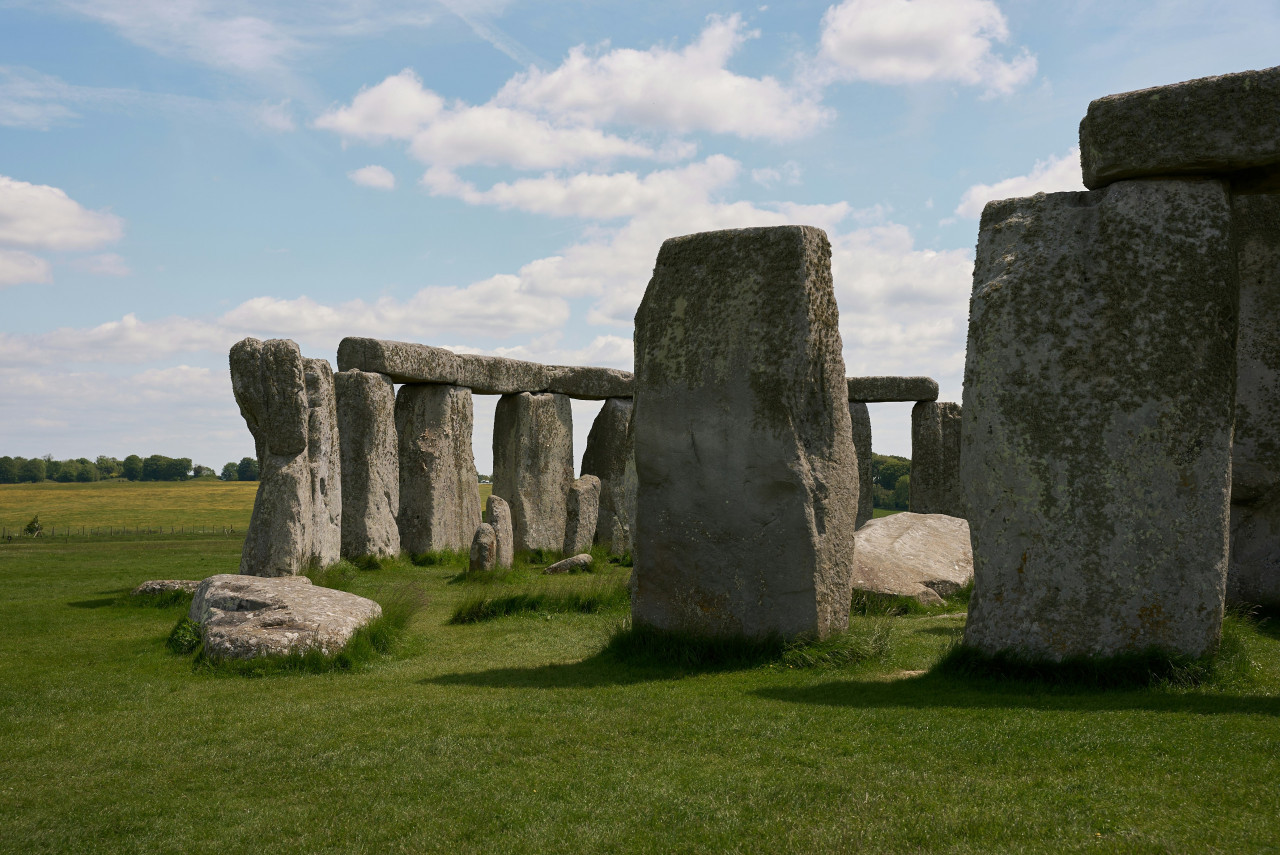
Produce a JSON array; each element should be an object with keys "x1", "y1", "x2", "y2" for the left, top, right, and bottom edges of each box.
[
  {"x1": 132, "y1": 579, "x2": 201, "y2": 596},
  {"x1": 544, "y1": 553, "x2": 593, "y2": 574},
  {"x1": 1080, "y1": 65, "x2": 1280, "y2": 189},
  {"x1": 846, "y1": 376, "x2": 939, "y2": 402},
  {"x1": 189, "y1": 574, "x2": 382, "y2": 660},
  {"x1": 851, "y1": 512, "x2": 972, "y2": 606},
  {"x1": 337, "y1": 337, "x2": 633, "y2": 400}
]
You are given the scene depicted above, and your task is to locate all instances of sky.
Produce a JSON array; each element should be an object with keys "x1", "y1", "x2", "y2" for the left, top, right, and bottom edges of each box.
[{"x1": 2, "y1": 0, "x2": 1278, "y2": 474}]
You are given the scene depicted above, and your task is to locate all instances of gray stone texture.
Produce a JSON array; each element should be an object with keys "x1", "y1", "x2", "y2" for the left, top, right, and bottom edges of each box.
[
  {"x1": 851, "y1": 512, "x2": 973, "y2": 605},
  {"x1": 492, "y1": 392, "x2": 575, "y2": 552},
  {"x1": 189, "y1": 574, "x2": 382, "y2": 660},
  {"x1": 485, "y1": 495, "x2": 515, "y2": 569},
  {"x1": 1229, "y1": 193, "x2": 1280, "y2": 605},
  {"x1": 303, "y1": 358, "x2": 342, "y2": 567},
  {"x1": 395, "y1": 384, "x2": 482, "y2": 553},
  {"x1": 581, "y1": 398, "x2": 637, "y2": 554},
  {"x1": 962, "y1": 179, "x2": 1237, "y2": 660},
  {"x1": 1080, "y1": 65, "x2": 1280, "y2": 190},
  {"x1": 335, "y1": 369, "x2": 401, "y2": 558},
  {"x1": 849, "y1": 402, "x2": 873, "y2": 529},
  {"x1": 909, "y1": 402, "x2": 964, "y2": 517},
  {"x1": 338, "y1": 337, "x2": 633, "y2": 399},
  {"x1": 846, "y1": 376, "x2": 939, "y2": 403},
  {"x1": 563, "y1": 474, "x2": 601, "y2": 555},
  {"x1": 132, "y1": 579, "x2": 201, "y2": 596},
  {"x1": 230, "y1": 338, "x2": 313, "y2": 577},
  {"x1": 545, "y1": 553, "x2": 593, "y2": 574},
  {"x1": 469, "y1": 524, "x2": 498, "y2": 574},
  {"x1": 632, "y1": 225, "x2": 861, "y2": 640}
]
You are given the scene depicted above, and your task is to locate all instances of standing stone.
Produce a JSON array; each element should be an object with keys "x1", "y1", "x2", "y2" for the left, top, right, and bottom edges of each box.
[
  {"x1": 485, "y1": 495, "x2": 515, "y2": 569},
  {"x1": 336, "y1": 369, "x2": 400, "y2": 558},
  {"x1": 849, "y1": 402, "x2": 873, "y2": 529},
  {"x1": 231, "y1": 338, "x2": 312, "y2": 577},
  {"x1": 563, "y1": 475, "x2": 601, "y2": 555},
  {"x1": 962, "y1": 179, "x2": 1236, "y2": 660},
  {"x1": 492, "y1": 392, "x2": 574, "y2": 552},
  {"x1": 469, "y1": 524, "x2": 497, "y2": 574},
  {"x1": 633, "y1": 225, "x2": 860, "y2": 640},
  {"x1": 304, "y1": 358, "x2": 342, "y2": 567},
  {"x1": 581, "y1": 398, "x2": 636, "y2": 553},
  {"x1": 1229, "y1": 193, "x2": 1280, "y2": 605},
  {"x1": 395, "y1": 384, "x2": 482, "y2": 554},
  {"x1": 910, "y1": 402, "x2": 964, "y2": 518}
]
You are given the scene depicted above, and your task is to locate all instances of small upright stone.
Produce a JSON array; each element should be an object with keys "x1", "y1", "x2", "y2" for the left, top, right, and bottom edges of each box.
[
  {"x1": 336, "y1": 369, "x2": 400, "y2": 558},
  {"x1": 633, "y1": 225, "x2": 860, "y2": 640},
  {"x1": 849, "y1": 402, "x2": 873, "y2": 529},
  {"x1": 469, "y1": 524, "x2": 497, "y2": 574},
  {"x1": 563, "y1": 475, "x2": 601, "y2": 555},
  {"x1": 581, "y1": 398, "x2": 636, "y2": 553},
  {"x1": 485, "y1": 494, "x2": 514, "y2": 569},
  {"x1": 492, "y1": 392, "x2": 574, "y2": 552},
  {"x1": 395, "y1": 384, "x2": 482, "y2": 553}
]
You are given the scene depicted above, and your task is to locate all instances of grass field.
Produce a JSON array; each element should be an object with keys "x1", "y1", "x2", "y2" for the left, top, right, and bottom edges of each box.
[{"x1": 0, "y1": 481, "x2": 1277, "y2": 853}]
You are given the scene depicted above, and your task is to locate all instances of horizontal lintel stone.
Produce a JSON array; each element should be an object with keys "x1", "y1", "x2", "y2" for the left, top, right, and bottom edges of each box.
[{"x1": 846, "y1": 376, "x2": 939, "y2": 402}]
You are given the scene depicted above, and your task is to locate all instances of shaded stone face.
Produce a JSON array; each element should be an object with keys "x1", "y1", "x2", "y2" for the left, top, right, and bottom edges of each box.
[
  {"x1": 581, "y1": 398, "x2": 636, "y2": 553},
  {"x1": 632, "y1": 225, "x2": 860, "y2": 640},
  {"x1": 485, "y1": 495, "x2": 514, "y2": 569},
  {"x1": 849, "y1": 402, "x2": 873, "y2": 529},
  {"x1": 961, "y1": 179, "x2": 1236, "y2": 660},
  {"x1": 846, "y1": 376, "x2": 939, "y2": 403},
  {"x1": 304, "y1": 358, "x2": 342, "y2": 567},
  {"x1": 909, "y1": 402, "x2": 964, "y2": 518},
  {"x1": 491, "y1": 392, "x2": 575, "y2": 552},
  {"x1": 564, "y1": 475, "x2": 601, "y2": 555},
  {"x1": 469, "y1": 523, "x2": 497, "y2": 574},
  {"x1": 395, "y1": 384, "x2": 482, "y2": 553},
  {"x1": 336, "y1": 369, "x2": 400, "y2": 558}
]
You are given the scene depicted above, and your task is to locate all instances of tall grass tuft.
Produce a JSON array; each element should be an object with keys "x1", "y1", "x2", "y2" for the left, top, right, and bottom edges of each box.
[
  {"x1": 128, "y1": 589, "x2": 195, "y2": 610},
  {"x1": 449, "y1": 577, "x2": 629, "y2": 623},
  {"x1": 851, "y1": 581, "x2": 972, "y2": 617}
]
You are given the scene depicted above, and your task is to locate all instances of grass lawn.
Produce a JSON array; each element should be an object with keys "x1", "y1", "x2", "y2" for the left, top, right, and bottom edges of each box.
[{"x1": 0, "y1": 482, "x2": 1278, "y2": 853}]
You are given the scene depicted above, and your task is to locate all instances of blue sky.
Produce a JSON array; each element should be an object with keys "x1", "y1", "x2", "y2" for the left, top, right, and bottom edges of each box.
[{"x1": 2, "y1": 0, "x2": 1278, "y2": 473}]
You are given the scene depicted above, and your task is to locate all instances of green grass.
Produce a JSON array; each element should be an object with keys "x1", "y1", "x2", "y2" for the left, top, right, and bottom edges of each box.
[
  {"x1": 450, "y1": 576, "x2": 631, "y2": 623},
  {"x1": 1, "y1": 482, "x2": 1278, "y2": 852},
  {"x1": 0, "y1": 479, "x2": 258, "y2": 535}
]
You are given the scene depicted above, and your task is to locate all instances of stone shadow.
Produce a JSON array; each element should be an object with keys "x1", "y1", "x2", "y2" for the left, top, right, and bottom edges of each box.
[{"x1": 67, "y1": 597, "x2": 117, "y2": 609}]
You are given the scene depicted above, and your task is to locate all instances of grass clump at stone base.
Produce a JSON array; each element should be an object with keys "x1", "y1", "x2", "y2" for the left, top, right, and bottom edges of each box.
[
  {"x1": 851, "y1": 580, "x2": 972, "y2": 617},
  {"x1": 126, "y1": 588, "x2": 195, "y2": 610},
  {"x1": 450, "y1": 576, "x2": 630, "y2": 624}
]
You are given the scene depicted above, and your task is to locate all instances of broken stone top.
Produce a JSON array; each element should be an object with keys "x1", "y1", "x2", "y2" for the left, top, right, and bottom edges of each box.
[
  {"x1": 846, "y1": 376, "x2": 939, "y2": 403},
  {"x1": 1080, "y1": 64, "x2": 1280, "y2": 190}
]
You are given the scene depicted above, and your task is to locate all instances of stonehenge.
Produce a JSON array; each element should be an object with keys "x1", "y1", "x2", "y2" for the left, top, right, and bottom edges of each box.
[
  {"x1": 580, "y1": 398, "x2": 636, "y2": 553},
  {"x1": 469, "y1": 523, "x2": 498, "y2": 574},
  {"x1": 848, "y1": 403, "x2": 873, "y2": 529},
  {"x1": 395, "y1": 384, "x2": 481, "y2": 553},
  {"x1": 485, "y1": 494, "x2": 515, "y2": 569},
  {"x1": 563, "y1": 475, "x2": 601, "y2": 556},
  {"x1": 492, "y1": 392, "x2": 575, "y2": 553},
  {"x1": 909, "y1": 401, "x2": 963, "y2": 518},
  {"x1": 336, "y1": 369, "x2": 401, "y2": 558}
]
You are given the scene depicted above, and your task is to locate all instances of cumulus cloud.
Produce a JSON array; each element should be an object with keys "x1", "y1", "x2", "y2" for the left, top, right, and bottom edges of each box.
[
  {"x1": 0, "y1": 175, "x2": 124, "y2": 251},
  {"x1": 814, "y1": 0, "x2": 1036, "y2": 95},
  {"x1": 348, "y1": 164, "x2": 396, "y2": 190},
  {"x1": 954, "y1": 147, "x2": 1084, "y2": 218},
  {"x1": 0, "y1": 249, "x2": 52, "y2": 287},
  {"x1": 314, "y1": 69, "x2": 444, "y2": 142}
]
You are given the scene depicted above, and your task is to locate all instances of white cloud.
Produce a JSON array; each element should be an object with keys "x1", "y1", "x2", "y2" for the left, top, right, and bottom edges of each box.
[
  {"x1": 0, "y1": 249, "x2": 52, "y2": 287},
  {"x1": 348, "y1": 165, "x2": 396, "y2": 190},
  {"x1": 751, "y1": 161, "x2": 802, "y2": 188},
  {"x1": 954, "y1": 147, "x2": 1084, "y2": 218},
  {"x1": 314, "y1": 69, "x2": 444, "y2": 142},
  {"x1": 257, "y1": 98, "x2": 295, "y2": 131},
  {"x1": 72, "y1": 253, "x2": 132, "y2": 276},
  {"x1": 815, "y1": 0, "x2": 1036, "y2": 95},
  {"x1": 0, "y1": 175, "x2": 125, "y2": 251},
  {"x1": 495, "y1": 15, "x2": 831, "y2": 141}
]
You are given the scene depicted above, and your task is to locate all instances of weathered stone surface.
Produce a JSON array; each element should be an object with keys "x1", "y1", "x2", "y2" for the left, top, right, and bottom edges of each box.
[
  {"x1": 485, "y1": 494, "x2": 514, "y2": 569},
  {"x1": 910, "y1": 402, "x2": 964, "y2": 517},
  {"x1": 849, "y1": 402, "x2": 873, "y2": 529},
  {"x1": 846, "y1": 376, "x2": 939, "y2": 403},
  {"x1": 563, "y1": 475, "x2": 601, "y2": 555},
  {"x1": 338, "y1": 337, "x2": 633, "y2": 399},
  {"x1": 190, "y1": 574, "x2": 381, "y2": 660},
  {"x1": 962, "y1": 179, "x2": 1236, "y2": 660},
  {"x1": 132, "y1": 579, "x2": 201, "y2": 596},
  {"x1": 851, "y1": 512, "x2": 973, "y2": 605},
  {"x1": 492, "y1": 392, "x2": 575, "y2": 552},
  {"x1": 395, "y1": 384, "x2": 482, "y2": 553},
  {"x1": 469, "y1": 523, "x2": 497, "y2": 574},
  {"x1": 231, "y1": 338, "x2": 312, "y2": 577},
  {"x1": 581, "y1": 398, "x2": 636, "y2": 554},
  {"x1": 1080, "y1": 65, "x2": 1280, "y2": 190},
  {"x1": 303, "y1": 358, "x2": 342, "y2": 566},
  {"x1": 1229, "y1": 193, "x2": 1280, "y2": 605},
  {"x1": 633, "y1": 225, "x2": 860, "y2": 640},
  {"x1": 336, "y1": 369, "x2": 400, "y2": 558},
  {"x1": 544, "y1": 553, "x2": 593, "y2": 574}
]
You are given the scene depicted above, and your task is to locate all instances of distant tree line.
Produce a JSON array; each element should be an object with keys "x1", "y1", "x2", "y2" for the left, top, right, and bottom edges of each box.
[
  {"x1": 0, "y1": 454, "x2": 222, "y2": 484},
  {"x1": 218, "y1": 458, "x2": 260, "y2": 482},
  {"x1": 870, "y1": 453, "x2": 911, "y2": 510}
]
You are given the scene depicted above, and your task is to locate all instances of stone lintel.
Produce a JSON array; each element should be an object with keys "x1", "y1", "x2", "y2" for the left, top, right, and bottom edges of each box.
[{"x1": 847, "y1": 376, "x2": 939, "y2": 403}]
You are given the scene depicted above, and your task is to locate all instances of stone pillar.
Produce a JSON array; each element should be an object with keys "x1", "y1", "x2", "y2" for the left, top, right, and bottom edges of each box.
[
  {"x1": 632, "y1": 225, "x2": 860, "y2": 640},
  {"x1": 962, "y1": 179, "x2": 1236, "y2": 660},
  {"x1": 1229, "y1": 192, "x2": 1280, "y2": 606},
  {"x1": 394, "y1": 384, "x2": 481, "y2": 554},
  {"x1": 491, "y1": 392, "x2": 574, "y2": 552},
  {"x1": 564, "y1": 475, "x2": 601, "y2": 555},
  {"x1": 910, "y1": 401, "x2": 963, "y2": 517},
  {"x1": 336, "y1": 369, "x2": 400, "y2": 558},
  {"x1": 581, "y1": 398, "x2": 636, "y2": 553},
  {"x1": 230, "y1": 338, "x2": 312, "y2": 577},
  {"x1": 849, "y1": 402, "x2": 873, "y2": 529},
  {"x1": 303, "y1": 358, "x2": 342, "y2": 567},
  {"x1": 485, "y1": 495, "x2": 514, "y2": 569}
]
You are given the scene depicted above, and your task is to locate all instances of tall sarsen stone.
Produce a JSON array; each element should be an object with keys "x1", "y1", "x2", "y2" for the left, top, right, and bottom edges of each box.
[
  {"x1": 581, "y1": 397, "x2": 636, "y2": 553},
  {"x1": 395, "y1": 384, "x2": 482, "y2": 553},
  {"x1": 492, "y1": 392, "x2": 575, "y2": 552},
  {"x1": 336, "y1": 369, "x2": 400, "y2": 558}
]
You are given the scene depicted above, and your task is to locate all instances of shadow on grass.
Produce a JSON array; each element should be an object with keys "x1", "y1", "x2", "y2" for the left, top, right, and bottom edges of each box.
[{"x1": 67, "y1": 597, "x2": 117, "y2": 609}]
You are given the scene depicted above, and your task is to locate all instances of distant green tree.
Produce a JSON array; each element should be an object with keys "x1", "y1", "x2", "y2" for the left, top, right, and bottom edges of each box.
[
  {"x1": 0, "y1": 457, "x2": 16, "y2": 484},
  {"x1": 893, "y1": 474, "x2": 911, "y2": 509},
  {"x1": 75, "y1": 463, "x2": 96, "y2": 482},
  {"x1": 192, "y1": 464, "x2": 215, "y2": 478},
  {"x1": 54, "y1": 460, "x2": 78, "y2": 483},
  {"x1": 237, "y1": 457, "x2": 259, "y2": 482},
  {"x1": 219, "y1": 462, "x2": 239, "y2": 481},
  {"x1": 19, "y1": 458, "x2": 46, "y2": 483},
  {"x1": 122, "y1": 455, "x2": 143, "y2": 481},
  {"x1": 872, "y1": 454, "x2": 911, "y2": 491},
  {"x1": 95, "y1": 456, "x2": 120, "y2": 479},
  {"x1": 45, "y1": 457, "x2": 65, "y2": 482}
]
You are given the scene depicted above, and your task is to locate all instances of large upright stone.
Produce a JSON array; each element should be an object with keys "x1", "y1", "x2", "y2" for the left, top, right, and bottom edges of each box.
[
  {"x1": 485, "y1": 494, "x2": 514, "y2": 569},
  {"x1": 231, "y1": 338, "x2": 312, "y2": 577},
  {"x1": 1229, "y1": 193, "x2": 1280, "y2": 605},
  {"x1": 303, "y1": 358, "x2": 342, "y2": 566},
  {"x1": 395, "y1": 384, "x2": 481, "y2": 553},
  {"x1": 492, "y1": 392, "x2": 574, "y2": 552},
  {"x1": 1080, "y1": 65, "x2": 1280, "y2": 190},
  {"x1": 633, "y1": 225, "x2": 860, "y2": 640},
  {"x1": 563, "y1": 475, "x2": 601, "y2": 555},
  {"x1": 849, "y1": 402, "x2": 873, "y2": 529},
  {"x1": 962, "y1": 179, "x2": 1236, "y2": 660},
  {"x1": 336, "y1": 369, "x2": 400, "y2": 558},
  {"x1": 581, "y1": 398, "x2": 636, "y2": 553},
  {"x1": 909, "y1": 402, "x2": 963, "y2": 517}
]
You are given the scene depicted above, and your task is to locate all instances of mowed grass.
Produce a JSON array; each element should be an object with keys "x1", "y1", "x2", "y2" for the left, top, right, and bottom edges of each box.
[{"x1": 0, "y1": 483, "x2": 1278, "y2": 853}]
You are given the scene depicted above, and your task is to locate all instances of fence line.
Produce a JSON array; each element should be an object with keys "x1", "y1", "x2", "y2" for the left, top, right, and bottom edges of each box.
[{"x1": 0, "y1": 523, "x2": 240, "y2": 540}]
